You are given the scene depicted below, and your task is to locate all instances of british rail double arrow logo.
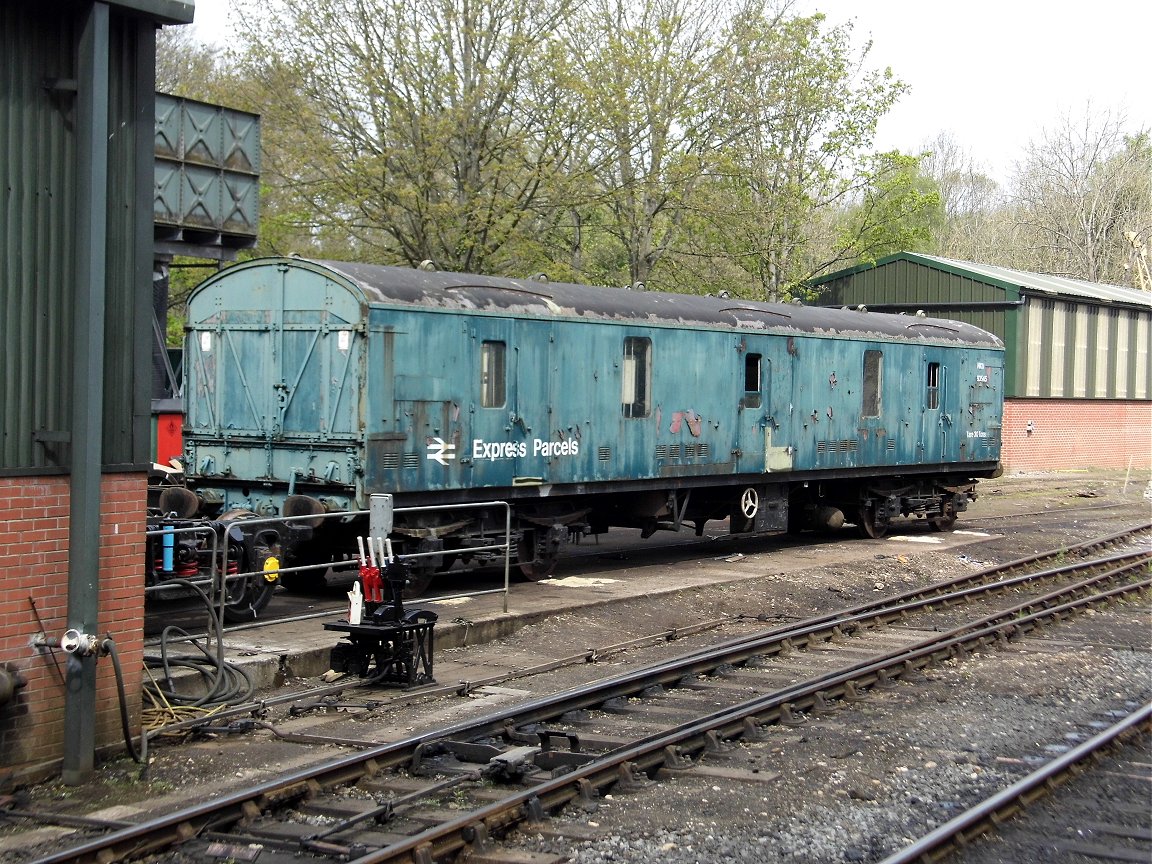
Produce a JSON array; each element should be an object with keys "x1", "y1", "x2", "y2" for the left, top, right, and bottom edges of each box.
[{"x1": 426, "y1": 437, "x2": 456, "y2": 466}]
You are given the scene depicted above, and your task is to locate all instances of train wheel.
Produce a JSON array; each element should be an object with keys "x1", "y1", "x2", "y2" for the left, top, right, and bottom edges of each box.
[
  {"x1": 221, "y1": 546, "x2": 277, "y2": 622},
  {"x1": 929, "y1": 501, "x2": 958, "y2": 532},
  {"x1": 516, "y1": 529, "x2": 559, "y2": 581},
  {"x1": 401, "y1": 568, "x2": 435, "y2": 599},
  {"x1": 855, "y1": 504, "x2": 889, "y2": 539}
]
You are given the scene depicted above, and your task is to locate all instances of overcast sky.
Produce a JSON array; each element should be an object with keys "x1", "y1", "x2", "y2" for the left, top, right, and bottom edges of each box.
[
  {"x1": 801, "y1": 0, "x2": 1150, "y2": 182},
  {"x1": 188, "y1": 0, "x2": 1150, "y2": 184}
]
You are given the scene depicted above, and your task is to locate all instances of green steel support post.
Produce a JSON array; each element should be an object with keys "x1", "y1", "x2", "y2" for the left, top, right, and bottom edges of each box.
[
  {"x1": 1002, "y1": 286, "x2": 1020, "y2": 398},
  {"x1": 64, "y1": 0, "x2": 109, "y2": 786},
  {"x1": 135, "y1": 21, "x2": 158, "y2": 460}
]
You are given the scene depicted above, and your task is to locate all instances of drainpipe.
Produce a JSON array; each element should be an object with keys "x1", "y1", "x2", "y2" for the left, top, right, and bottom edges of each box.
[{"x1": 63, "y1": 0, "x2": 109, "y2": 786}]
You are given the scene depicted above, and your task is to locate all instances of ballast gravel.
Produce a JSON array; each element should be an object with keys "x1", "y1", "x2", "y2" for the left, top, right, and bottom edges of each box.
[{"x1": 509, "y1": 619, "x2": 1151, "y2": 864}]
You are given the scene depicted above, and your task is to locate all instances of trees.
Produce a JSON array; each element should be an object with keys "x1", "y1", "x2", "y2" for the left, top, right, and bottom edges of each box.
[
  {"x1": 232, "y1": 0, "x2": 584, "y2": 274},
  {"x1": 701, "y1": 12, "x2": 918, "y2": 300},
  {"x1": 161, "y1": 4, "x2": 1148, "y2": 296},
  {"x1": 1009, "y1": 109, "x2": 1151, "y2": 287},
  {"x1": 560, "y1": 4, "x2": 929, "y2": 299},
  {"x1": 916, "y1": 131, "x2": 1003, "y2": 263},
  {"x1": 156, "y1": 25, "x2": 227, "y2": 98},
  {"x1": 219, "y1": 0, "x2": 936, "y2": 291},
  {"x1": 909, "y1": 115, "x2": 1151, "y2": 290},
  {"x1": 562, "y1": 0, "x2": 739, "y2": 289}
]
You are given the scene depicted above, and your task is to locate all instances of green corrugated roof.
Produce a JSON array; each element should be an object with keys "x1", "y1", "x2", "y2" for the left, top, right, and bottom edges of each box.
[{"x1": 813, "y1": 252, "x2": 1152, "y2": 310}]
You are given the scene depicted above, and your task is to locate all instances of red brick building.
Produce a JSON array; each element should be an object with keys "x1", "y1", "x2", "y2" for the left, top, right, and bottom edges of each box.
[
  {"x1": 1000, "y1": 399, "x2": 1150, "y2": 473},
  {"x1": 0, "y1": 477, "x2": 146, "y2": 776}
]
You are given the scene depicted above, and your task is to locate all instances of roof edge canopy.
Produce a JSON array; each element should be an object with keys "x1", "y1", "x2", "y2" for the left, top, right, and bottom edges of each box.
[{"x1": 105, "y1": 0, "x2": 194, "y2": 24}]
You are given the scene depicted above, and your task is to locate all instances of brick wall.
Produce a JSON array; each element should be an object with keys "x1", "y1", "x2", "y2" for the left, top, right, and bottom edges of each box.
[
  {"x1": 1002, "y1": 399, "x2": 1152, "y2": 472},
  {"x1": 0, "y1": 473, "x2": 146, "y2": 784}
]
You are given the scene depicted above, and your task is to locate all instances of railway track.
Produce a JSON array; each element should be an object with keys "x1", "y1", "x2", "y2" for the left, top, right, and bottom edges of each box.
[
  {"x1": 10, "y1": 523, "x2": 1149, "y2": 864},
  {"x1": 133, "y1": 522, "x2": 1149, "y2": 743},
  {"x1": 881, "y1": 701, "x2": 1152, "y2": 864},
  {"x1": 171, "y1": 496, "x2": 1140, "y2": 637}
]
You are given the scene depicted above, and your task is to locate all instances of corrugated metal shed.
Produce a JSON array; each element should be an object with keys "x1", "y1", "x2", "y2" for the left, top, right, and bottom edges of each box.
[
  {"x1": 0, "y1": 0, "x2": 170, "y2": 473},
  {"x1": 811, "y1": 253, "x2": 1152, "y2": 400}
]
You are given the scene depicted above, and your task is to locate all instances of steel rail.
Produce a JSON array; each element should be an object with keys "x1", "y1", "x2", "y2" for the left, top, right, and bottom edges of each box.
[
  {"x1": 26, "y1": 545, "x2": 1150, "y2": 864},
  {"x1": 338, "y1": 562, "x2": 1152, "y2": 864},
  {"x1": 142, "y1": 522, "x2": 1152, "y2": 739},
  {"x1": 261, "y1": 547, "x2": 1152, "y2": 752},
  {"x1": 172, "y1": 544, "x2": 1152, "y2": 752},
  {"x1": 877, "y1": 702, "x2": 1152, "y2": 864}
]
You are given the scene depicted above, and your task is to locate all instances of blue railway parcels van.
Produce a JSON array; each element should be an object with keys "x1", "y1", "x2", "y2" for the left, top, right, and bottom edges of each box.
[{"x1": 181, "y1": 258, "x2": 1004, "y2": 587}]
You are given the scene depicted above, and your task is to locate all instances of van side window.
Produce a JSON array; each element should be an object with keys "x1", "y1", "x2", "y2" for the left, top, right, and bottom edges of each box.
[
  {"x1": 480, "y1": 341, "x2": 506, "y2": 407},
  {"x1": 862, "y1": 350, "x2": 882, "y2": 417},
  {"x1": 622, "y1": 336, "x2": 651, "y2": 418},
  {"x1": 926, "y1": 361, "x2": 940, "y2": 409},
  {"x1": 743, "y1": 353, "x2": 762, "y2": 408}
]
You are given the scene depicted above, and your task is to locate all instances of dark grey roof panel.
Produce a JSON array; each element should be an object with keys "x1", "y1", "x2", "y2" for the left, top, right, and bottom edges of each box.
[{"x1": 310, "y1": 258, "x2": 1002, "y2": 348}]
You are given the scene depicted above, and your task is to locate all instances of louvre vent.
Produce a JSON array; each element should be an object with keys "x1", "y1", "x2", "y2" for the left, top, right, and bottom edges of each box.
[
  {"x1": 817, "y1": 439, "x2": 858, "y2": 454},
  {"x1": 886, "y1": 438, "x2": 896, "y2": 451},
  {"x1": 656, "y1": 443, "x2": 712, "y2": 460},
  {"x1": 598, "y1": 446, "x2": 612, "y2": 462},
  {"x1": 658, "y1": 446, "x2": 709, "y2": 460},
  {"x1": 381, "y1": 453, "x2": 421, "y2": 470}
]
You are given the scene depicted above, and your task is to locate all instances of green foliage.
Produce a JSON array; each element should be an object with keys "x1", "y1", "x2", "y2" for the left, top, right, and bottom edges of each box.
[
  {"x1": 169, "y1": 2, "x2": 1143, "y2": 298},
  {"x1": 232, "y1": 0, "x2": 584, "y2": 274},
  {"x1": 664, "y1": 12, "x2": 922, "y2": 300},
  {"x1": 833, "y1": 152, "x2": 942, "y2": 266},
  {"x1": 207, "y1": 0, "x2": 939, "y2": 293}
]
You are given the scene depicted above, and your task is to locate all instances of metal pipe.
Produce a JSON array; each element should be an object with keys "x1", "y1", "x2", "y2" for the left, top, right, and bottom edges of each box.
[{"x1": 63, "y1": 0, "x2": 110, "y2": 786}]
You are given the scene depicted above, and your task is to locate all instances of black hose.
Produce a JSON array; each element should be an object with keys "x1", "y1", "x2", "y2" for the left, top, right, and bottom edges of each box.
[
  {"x1": 100, "y1": 636, "x2": 142, "y2": 763},
  {"x1": 142, "y1": 578, "x2": 255, "y2": 709}
]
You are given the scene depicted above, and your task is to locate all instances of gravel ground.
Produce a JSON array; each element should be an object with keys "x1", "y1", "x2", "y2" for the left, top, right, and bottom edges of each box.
[
  {"x1": 2, "y1": 470, "x2": 1149, "y2": 864},
  {"x1": 508, "y1": 614, "x2": 1150, "y2": 863}
]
